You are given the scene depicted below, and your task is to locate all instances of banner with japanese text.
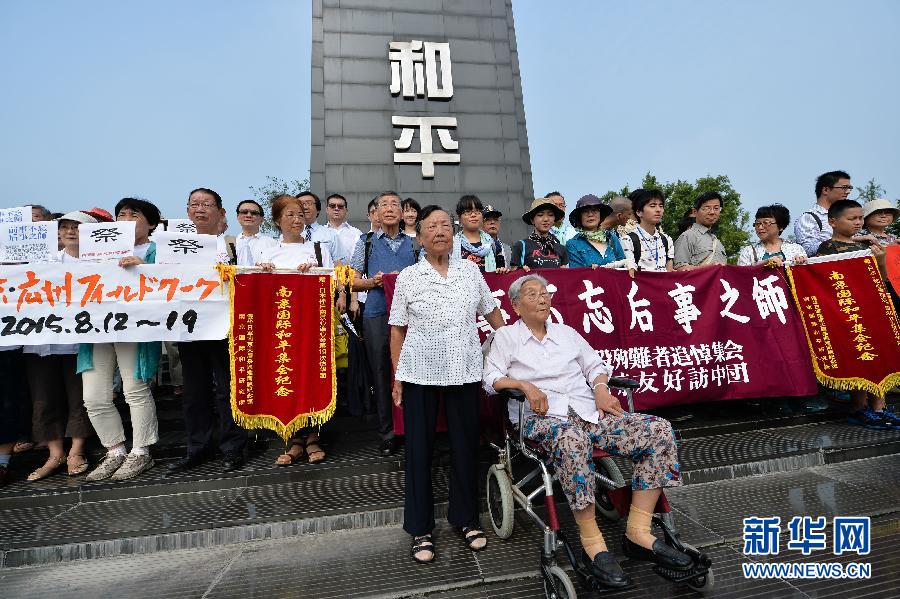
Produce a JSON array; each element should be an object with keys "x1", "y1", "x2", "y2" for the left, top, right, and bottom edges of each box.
[
  {"x1": 0, "y1": 263, "x2": 228, "y2": 345},
  {"x1": 222, "y1": 270, "x2": 336, "y2": 441},
  {"x1": 386, "y1": 264, "x2": 819, "y2": 411},
  {"x1": 787, "y1": 253, "x2": 900, "y2": 397}
]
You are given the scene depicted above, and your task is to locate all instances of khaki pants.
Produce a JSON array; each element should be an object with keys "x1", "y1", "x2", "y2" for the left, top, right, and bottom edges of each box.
[{"x1": 82, "y1": 343, "x2": 159, "y2": 449}]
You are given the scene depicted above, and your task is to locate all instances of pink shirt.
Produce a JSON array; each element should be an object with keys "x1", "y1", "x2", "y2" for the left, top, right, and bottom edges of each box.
[{"x1": 483, "y1": 319, "x2": 612, "y2": 424}]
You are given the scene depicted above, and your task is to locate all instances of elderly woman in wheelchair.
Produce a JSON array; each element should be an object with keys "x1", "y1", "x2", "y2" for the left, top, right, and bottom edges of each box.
[{"x1": 483, "y1": 274, "x2": 700, "y2": 592}]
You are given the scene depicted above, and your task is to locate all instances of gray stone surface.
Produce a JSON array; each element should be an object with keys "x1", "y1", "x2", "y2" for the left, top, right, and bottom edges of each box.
[{"x1": 310, "y1": 0, "x2": 535, "y2": 241}]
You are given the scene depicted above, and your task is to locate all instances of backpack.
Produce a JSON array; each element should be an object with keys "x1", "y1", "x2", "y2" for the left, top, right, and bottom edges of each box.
[
  {"x1": 313, "y1": 241, "x2": 323, "y2": 267},
  {"x1": 363, "y1": 232, "x2": 419, "y2": 276},
  {"x1": 224, "y1": 235, "x2": 237, "y2": 265},
  {"x1": 627, "y1": 231, "x2": 670, "y2": 271}
]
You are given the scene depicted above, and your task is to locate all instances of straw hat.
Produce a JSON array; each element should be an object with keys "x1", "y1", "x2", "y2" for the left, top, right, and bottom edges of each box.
[{"x1": 521, "y1": 198, "x2": 565, "y2": 224}]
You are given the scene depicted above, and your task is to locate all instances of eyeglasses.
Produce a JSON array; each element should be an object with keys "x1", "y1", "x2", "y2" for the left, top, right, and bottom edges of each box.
[
  {"x1": 327, "y1": 204, "x2": 346, "y2": 210},
  {"x1": 699, "y1": 205, "x2": 722, "y2": 212},
  {"x1": 281, "y1": 212, "x2": 304, "y2": 220},
  {"x1": 521, "y1": 291, "x2": 553, "y2": 301},
  {"x1": 829, "y1": 185, "x2": 854, "y2": 191},
  {"x1": 460, "y1": 208, "x2": 482, "y2": 216},
  {"x1": 188, "y1": 202, "x2": 218, "y2": 210},
  {"x1": 753, "y1": 220, "x2": 777, "y2": 228},
  {"x1": 238, "y1": 209, "x2": 262, "y2": 216}
]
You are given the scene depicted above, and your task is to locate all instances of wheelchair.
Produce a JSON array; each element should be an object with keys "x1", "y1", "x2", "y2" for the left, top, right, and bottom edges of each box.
[{"x1": 485, "y1": 378, "x2": 714, "y2": 598}]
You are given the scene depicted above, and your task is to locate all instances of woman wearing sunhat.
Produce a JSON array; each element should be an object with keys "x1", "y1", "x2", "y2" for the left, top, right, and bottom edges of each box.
[
  {"x1": 858, "y1": 198, "x2": 899, "y2": 247},
  {"x1": 512, "y1": 198, "x2": 568, "y2": 270},
  {"x1": 565, "y1": 194, "x2": 626, "y2": 268}
]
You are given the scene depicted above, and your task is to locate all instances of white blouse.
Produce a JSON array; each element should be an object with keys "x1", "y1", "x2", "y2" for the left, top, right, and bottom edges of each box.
[
  {"x1": 255, "y1": 241, "x2": 334, "y2": 269},
  {"x1": 388, "y1": 258, "x2": 496, "y2": 386},
  {"x1": 737, "y1": 240, "x2": 807, "y2": 266}
]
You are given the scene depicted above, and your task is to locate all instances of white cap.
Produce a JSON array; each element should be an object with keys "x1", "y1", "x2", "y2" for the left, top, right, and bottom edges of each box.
[{"x1": 862, "y1": 198, "x2": 900, "y2": 220}]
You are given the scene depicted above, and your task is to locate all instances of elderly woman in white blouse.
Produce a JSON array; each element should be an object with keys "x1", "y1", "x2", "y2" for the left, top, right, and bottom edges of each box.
[
  {"x1": 483, "y1": 274, "x2": 690, "y2": 589},
  {"x1": 389, "y1": 205, "x2": 505, "y2": 564}
]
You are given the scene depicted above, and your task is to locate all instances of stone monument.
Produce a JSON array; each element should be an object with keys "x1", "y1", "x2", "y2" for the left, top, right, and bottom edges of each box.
[{"x1": 310, "y1": 0, "x2": 534, "y2": 240}]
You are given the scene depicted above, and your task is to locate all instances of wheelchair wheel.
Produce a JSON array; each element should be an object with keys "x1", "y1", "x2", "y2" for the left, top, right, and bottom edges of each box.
[
  {"x1": 595, "y1": 457, "x2": 625, "y2": 521},
  {"x1": 686, "y1": 567, "x2": 715, "y2": 593},
  {"x1": 486, "y1": 464, "x2": 514, "y2": 539},
  {"x1": 543, "y1": 565, "x2": 577, "y2": 599}
]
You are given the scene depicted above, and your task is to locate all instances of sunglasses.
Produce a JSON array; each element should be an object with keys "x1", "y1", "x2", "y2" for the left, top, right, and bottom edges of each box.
[{"x1": 238, "y1": 209, "x2": 262, "y2": 216}]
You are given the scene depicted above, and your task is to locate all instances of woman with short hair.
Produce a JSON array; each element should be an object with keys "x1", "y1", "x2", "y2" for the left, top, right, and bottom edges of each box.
[
  {"x1": 81, "y1": 198, "x2": 163, "y2": 482},
  {"x1": 738, "y1": 204, "x2": 807, "y2": 266},
  {"x1": 512, "y1": 199, "x2": 568, "y2": 270},
  {"x1": 483, "y1": 274, "x2": 689, "y2": 589},
  {"x1": 389, "y1": 205, "x2": 505, "y2": 564},
  {"x1": 452, "y1": 194, "x2": 507, "y2": 273},
  {"x1": 257, "y1": 194, "x2": 335, "y2": 465}
]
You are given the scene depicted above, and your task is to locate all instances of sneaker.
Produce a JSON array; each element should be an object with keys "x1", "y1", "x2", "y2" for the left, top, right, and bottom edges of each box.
[
  {"x1": 110, "y1": 454, "x2": 154, "y2": 481},
  {"x1": 847, "y1": 408, "x2": 891, "y2": 430},
  {"x1": 878, "y1": 407, "x2": 900, "y2": 429},
  {"x1": 85, "y1": 454, "x2": 127, "y2": 482}
]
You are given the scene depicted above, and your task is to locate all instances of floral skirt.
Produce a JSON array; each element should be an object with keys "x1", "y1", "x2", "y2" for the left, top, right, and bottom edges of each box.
[{"x1": 523, "y1": 407, "x2": 681, "y2": 511}]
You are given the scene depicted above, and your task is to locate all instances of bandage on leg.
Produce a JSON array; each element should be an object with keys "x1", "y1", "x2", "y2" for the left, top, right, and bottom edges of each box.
[
  {"x1": 625, "y1": 505, "x2": 656, "y2": 550},
  {"x1": 575, "y1": 508, "x2": 608, "y2": 559}
]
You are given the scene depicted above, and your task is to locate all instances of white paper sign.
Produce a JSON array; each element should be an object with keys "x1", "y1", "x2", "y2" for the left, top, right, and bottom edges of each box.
[
  {"x1": 0, "y1": 221, "x2": 57, "y2": 263},
  {"x1": 0, "y1": 263, "x2": 229, "y2": 345},
  {"x1": 0, "y1": 206, "x2": 32, "y2": 224},
  {"x1": 79, "y1": 221, "x2": 136, "y2": 261},
  {"x1": 153, "y1": 231, "x2": 218, "y2": 265},
  {"x1": 165, "y1": 219, "x2": 197, "y2": 234}
]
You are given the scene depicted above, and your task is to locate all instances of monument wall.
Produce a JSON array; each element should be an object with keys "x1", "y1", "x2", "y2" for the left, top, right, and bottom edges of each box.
[{"x1": 310, "y1": 0, "x2": 535, "y2": 241}]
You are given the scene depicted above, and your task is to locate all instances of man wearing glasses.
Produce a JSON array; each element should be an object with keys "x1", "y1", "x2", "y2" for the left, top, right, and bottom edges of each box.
[
  {"x1": 547, "y1": 191, "x2": 578, "y2": 244},
  {"x1": 794, "y1": 170, "x2": 852, "y2": 256},
  {"x1": 325, "y1": 193, "x2": 363, "y2": 262},
  {"x1": 168, "y1": 187, "x2": 248, "y2": 474},
  {"x1": 674, "y1": 191, "x2": 728, "y2": 270},
  {"x1": 296, "y1": 192, "x2": 346, "y2": 264},
  {"x1": 235, "y1": 199, "x2": 276, "y2": 264}
]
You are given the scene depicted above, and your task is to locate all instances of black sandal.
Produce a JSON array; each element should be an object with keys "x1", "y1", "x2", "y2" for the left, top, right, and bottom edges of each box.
[
  {"x1": 411, "y1": 534, "x2": 435, "y2": 564},
  {"x1": 460, "y1": 526, "x2": 487, "y2": 552}
]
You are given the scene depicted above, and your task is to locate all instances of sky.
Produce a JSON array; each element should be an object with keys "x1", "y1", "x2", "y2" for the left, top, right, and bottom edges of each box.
[{"x1": 1, "y1": 0, "x2": 898, "y2": 232}]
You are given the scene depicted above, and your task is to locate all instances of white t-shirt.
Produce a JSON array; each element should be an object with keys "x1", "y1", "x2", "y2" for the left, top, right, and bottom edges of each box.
[
  {"x1": 133, "y1": 242, "x2": 152, "y2": 262},
  {"x1": 256, "y1": 241, "x2": 334, "y2": 269}
]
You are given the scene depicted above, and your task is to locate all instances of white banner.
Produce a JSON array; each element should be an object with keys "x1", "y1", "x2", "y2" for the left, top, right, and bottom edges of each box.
[
  {"x1": 0, "y1": 206, "x2": 32, "y2": 224},
  {"x1": 79, "y1": 221, "x2": 135, "y2": 261},
  {"x1": 153, "y1": 232, "x2": 218, "y2": 265},
  {"x1": 0, "y1": 221, "x2": 57, "y2": 264},
  {"x1": 0, "y1": 263, "x2": 229, "y2": 345},
  {"x1": 164, "y1": 219, "x2": 197, "y2": 234}
]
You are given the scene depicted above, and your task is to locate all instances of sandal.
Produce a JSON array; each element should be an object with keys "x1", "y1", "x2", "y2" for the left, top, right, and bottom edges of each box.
[
  {"x1": 411, "y1": 534, "x2": 435, "y2": 564},
  {"x1": 27, "y1": 456, "x2": 67, "y2": 481},
  {"x1": 67, "y1": 454, "x2": 89, "y2": 476},
  {"x1": 304, "y1": 436, "x2": 326, "y2": 464},
  {"x1": 13, "y1": 441, "x2": 35, "y2": 454},
  {"x1": 459, "y1": 526, "x2": 487, "y2": 552},
  {"x1": 275, "y1": 443, "x2": 305, "y2": 466}
]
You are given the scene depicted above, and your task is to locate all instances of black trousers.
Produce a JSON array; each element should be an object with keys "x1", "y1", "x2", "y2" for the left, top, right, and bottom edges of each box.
[
  {"x1": 179, "y1": 339, "x2": 247, "y2": 456},
  {"x1": 403, "y1": 382, "x2": 480, "y2": 536},
  {"x1": 362, "y1": 314, "x2": 393, "y2": 440}
]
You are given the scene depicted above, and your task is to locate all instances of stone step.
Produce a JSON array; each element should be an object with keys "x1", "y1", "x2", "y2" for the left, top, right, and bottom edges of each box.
[
  {"x1": 2, "y1": 419, "x2": 899, "y2": 568},
  {"x1": 2, "y1": 456, "x2": 898, "y2": 597}
]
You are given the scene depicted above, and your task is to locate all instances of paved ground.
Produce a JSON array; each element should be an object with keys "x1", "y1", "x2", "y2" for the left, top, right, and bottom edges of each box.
[{"x1": 1, "y1": 455, "x2": 897, "y2": 598}]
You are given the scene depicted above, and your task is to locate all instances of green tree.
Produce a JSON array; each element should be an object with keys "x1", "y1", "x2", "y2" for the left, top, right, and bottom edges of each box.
[
  {"x1": 248, "y1": 175, "x2": 309, "y2": 233},
  {"x1": 604, "y1": 172, "x2": 751, "y2": 261}
]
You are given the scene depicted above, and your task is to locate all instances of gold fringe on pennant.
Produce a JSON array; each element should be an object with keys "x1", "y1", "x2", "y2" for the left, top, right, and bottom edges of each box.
[
  {"x1": 786, "y1": 264, "x2": 900, "y2": 399},
  {"x1": 223, "y1": 266, "x2": 338, "y2": 443}
]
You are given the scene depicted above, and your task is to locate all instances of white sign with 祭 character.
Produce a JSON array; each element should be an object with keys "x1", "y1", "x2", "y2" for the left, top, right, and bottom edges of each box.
[
  {"x1": 153, "y1": 232, "x2": 218, "y2": 265},
  {"x1": 79, "y1": 221, "x2": 136, "y2": 262}
]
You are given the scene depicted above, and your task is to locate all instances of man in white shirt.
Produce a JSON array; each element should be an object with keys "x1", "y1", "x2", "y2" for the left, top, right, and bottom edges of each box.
[
  {"x1": 324, "y1": 193, "x2": 363, "y2": 261},
  {"x1": 620, "y1": 189, "x2": 674, "y2": 272},
  {"x1": 547, "y1": 191, "x2": 578, "y2": 243},
  {"x1": 297, "y1": 192, "x2": 345, "y2": 264},
  {"x1": 794, "y1": 170, "x2": 852, "y2": 256},
  {"x1": 234, "y1": 199, "x2": 276, "y2": 264}
]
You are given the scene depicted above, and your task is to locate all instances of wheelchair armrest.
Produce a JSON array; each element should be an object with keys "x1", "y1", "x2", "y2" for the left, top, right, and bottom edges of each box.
[
  {"x1": 497, "y1": 388, "x2": 526, "y2": 402},
  {"x1": 608, "y1": 377, "x2": 639, "y2": 390}
]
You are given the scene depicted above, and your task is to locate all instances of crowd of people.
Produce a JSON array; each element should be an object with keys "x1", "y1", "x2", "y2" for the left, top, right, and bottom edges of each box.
[{"x1": 0, "y1": 170, "x2": 897, "y2": 583}]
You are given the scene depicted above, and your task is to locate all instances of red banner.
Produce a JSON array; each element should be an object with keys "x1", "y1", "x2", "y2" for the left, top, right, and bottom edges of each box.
[
  {"x1": 386, "y1": 264, "x2": 819, "y2": 411},
  {"x1": 788, "y1": 254, "x2": 900, "y2": 397},
  {"x1": 225, "y1": 271, "x2": 335, "y2": 441}
]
